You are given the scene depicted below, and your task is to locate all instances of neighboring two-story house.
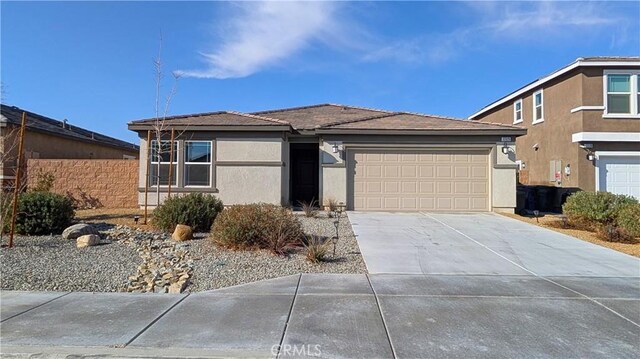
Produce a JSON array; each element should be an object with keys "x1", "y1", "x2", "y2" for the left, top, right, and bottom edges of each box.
[{"x1": 470, "y1": 57, "x2": 640, "y2": 202}]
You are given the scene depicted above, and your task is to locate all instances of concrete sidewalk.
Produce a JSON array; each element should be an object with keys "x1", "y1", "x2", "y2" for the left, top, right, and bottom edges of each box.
[{"x1": 2, "y1": 273, "x2": 639, "y2": 358}]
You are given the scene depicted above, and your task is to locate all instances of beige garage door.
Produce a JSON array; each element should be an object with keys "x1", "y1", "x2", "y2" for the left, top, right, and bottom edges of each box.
[{"x1": 350, "y1": 149, "x2": 490, "y2": 211}]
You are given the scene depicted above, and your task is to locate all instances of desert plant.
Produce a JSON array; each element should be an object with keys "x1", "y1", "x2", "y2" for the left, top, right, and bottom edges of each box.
[
  {"x1": 211, "y1": 203, "x2": 303, "y2": 252},
  {"x1": 324, "y1": 197, "x2": 338, "y2": 218},
  {"x1": 563, "y1": 191, "x2": 637, "y2": 229},
  {"x1": 616, "y1": 203, "x2": 640, "y2": 239},
  {"x1": 16, "y1": 191, "x2": 75, "y2": 235},
  {"x1": 303, "y1": 235, "x2": 330, "y2": 263},
  {"x1": 152, "y1": 193, "x2": 223, "y2": 233},
  {"x1": 299, "y1": 199, "x2": 319, "y2": 218},
  {"x1": 31, "y1": 169, "x2": 55, "y2": 192}
]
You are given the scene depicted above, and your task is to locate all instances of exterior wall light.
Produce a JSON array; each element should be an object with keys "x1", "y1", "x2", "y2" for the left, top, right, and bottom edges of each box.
[
  {"x1": 332, "y1": 143, "x2": 339, "y2": 153},
  {"x1": 586, "y1": 153, "x2": 595, "y2": 161},
  {"x1": 501, "y1": 145, "x2": 509, "y2": 154}
]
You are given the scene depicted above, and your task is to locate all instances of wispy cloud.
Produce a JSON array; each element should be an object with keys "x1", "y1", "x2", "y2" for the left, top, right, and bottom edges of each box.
[
  {"x1": 178, "y1": 2, "x2": 348, "y2": 79},
  {"x1": 364, "y1": 1, "x2": 628, "y2": 65},
  {"x1": 180, "y1": 1, "x2": 635, "y2": 78}
]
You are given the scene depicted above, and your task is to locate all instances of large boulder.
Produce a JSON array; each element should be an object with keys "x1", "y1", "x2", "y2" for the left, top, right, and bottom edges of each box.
[
  {"x1": 77, "y1": 234, "x2": 101, "y2": 248},
  {"x1": 172, "y1": 224, "x2": 193, "y2": 242},
  {"x1": 63, "y1": 224, "x2": 98, "y2": 240}
]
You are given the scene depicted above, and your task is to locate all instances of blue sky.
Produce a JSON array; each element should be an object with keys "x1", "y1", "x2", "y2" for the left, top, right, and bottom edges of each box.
[{"x1": 2, "y1": 1, "x2": 639, "y2": 143}]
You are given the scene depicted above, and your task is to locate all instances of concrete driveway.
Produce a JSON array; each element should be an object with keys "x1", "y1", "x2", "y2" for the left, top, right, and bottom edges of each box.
[
  {"x1": 348, "y1": 212, "x2": 640, "y2": 276},
  {"x1": 2, "y1": 213, "x2": 639, "y2": 358}
]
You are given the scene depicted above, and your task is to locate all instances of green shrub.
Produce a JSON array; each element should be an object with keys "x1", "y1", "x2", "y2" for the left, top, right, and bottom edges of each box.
[
  {"x1": 211, "y1": 203, "x2": 304, "y2": 253},
  {"x1": 152, "y1": 193, "x2": 224, "y2": 233},
  {"x1": 16, "y1": 191, "x2": 75, "y2": 235},
  {"x1": 562, "y1": 191, "x2": 637, "y2": 228},
  {"x1": 616, "y1": 204, "x2": 640, "y2": 238}
]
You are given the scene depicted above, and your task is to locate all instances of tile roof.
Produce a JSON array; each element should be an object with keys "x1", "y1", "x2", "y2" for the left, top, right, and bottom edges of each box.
[
  {"x1": 128, "y1": 104, "x2": 524, "y2": 134},
  {"x1": 253, "y1": 104, "x2": 391, "y2": 130},
  {"x1": 129, "y1": 111, "x2": 289, "y2": 127},
  {"x1": 1, "y1": 104, "x2": 138, "y2": 151},
  {"x1": 324, "y1": 112, "x2": 519, "y2": 131}
]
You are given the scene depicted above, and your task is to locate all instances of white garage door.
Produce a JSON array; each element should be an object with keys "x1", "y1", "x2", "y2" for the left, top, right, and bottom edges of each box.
[
  {"x1": 349, "y1": 149, "x2": 490, "y2": 211},
  {"x1": 598, "y1": 155, "x2": 640, "y2": 199}
]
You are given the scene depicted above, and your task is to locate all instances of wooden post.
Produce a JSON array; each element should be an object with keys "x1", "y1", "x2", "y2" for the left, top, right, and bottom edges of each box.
[
  {"x1": 143, "y1": 130, "x2": 151, "y2": 225},
  {"x1": 167, "y1": 128, "x2": 175, "y2": 197},
  {"x1": 8, "y1": 112, "x2": 27, "y2": 248}
]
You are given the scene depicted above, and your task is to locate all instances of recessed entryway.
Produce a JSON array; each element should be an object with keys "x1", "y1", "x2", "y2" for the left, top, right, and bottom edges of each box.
[{"x1": 290, "y1": 143, "x2": 319, "y2": 205}]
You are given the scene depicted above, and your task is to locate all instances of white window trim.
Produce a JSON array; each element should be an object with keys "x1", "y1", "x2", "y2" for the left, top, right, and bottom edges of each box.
[
  {"x1": 513, "y1": 99, "x2": 523, "y2": 124},
  {"x1": 594, "y1": 151, "x2": 640, "y2": 194},
  {"x1": 150, "y1": 140, "x2": 179, "y2": 187},
  {"x1": 532, "y1": 89, "x2": 544, "y2": 124},
  {"x1": 603, "y1": 69, "x2": 640, "y2": 118},
  {"x1": 183, "y1": 140, "x2": 213, "y2": 188}
]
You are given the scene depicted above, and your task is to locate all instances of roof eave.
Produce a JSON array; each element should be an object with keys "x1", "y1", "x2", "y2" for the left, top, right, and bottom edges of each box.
[
  {"x1": 127, "y1": 124, "x2": 292, "y2": 132},
  {"x1": 469, "y1": 59, "x2": 640, "y2": 120},
  {"x1": 314, "y1": 128, "x2": 527, "y2": 136}
]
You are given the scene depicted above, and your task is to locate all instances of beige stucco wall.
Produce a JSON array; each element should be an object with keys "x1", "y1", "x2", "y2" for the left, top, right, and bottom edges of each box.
[
  {"x1": 136, "y1": 133, "x2": 285, "y2": 207},
  {"x1": 491, "y1": 144, "x2": 518, "y2": 212},
  {"x1": 216, "y1": 138, "x2": 282, "y2": 162},
  {"x1": 216, "y1": 166, "x2": 282, "y2": 204},
  {"x1": 320, "y1": 139, "x2": 347, "y2": 205}
]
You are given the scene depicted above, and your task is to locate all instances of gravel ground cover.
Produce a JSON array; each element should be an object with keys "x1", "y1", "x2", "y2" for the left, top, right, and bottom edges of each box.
[
  {"x1": 0, "y1": 225, "x2": 140, "y2": 292},
  {"x1": 500, "y1": 213, "x2": 640, "y2": 258},
  {"x1": 0, "y1": 213, "x2": 366, "y2": 292}
]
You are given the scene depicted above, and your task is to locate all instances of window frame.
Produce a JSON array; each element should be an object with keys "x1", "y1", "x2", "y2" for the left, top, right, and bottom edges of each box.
[
  {"x1": 532, "y1": 89, "x2": 544, "y2": 124},
  {"x1": 183, "y1": 140, "x2": 213, "y2": 188},
  {"x1": 513, "y1": 99, "x2": 523, "y2": 124},
  {"x1": 603, "y1": 70, "x2": 640, "y2": 118},
  {"x1": 149, "y1": 140, "x2": 178, "y2": 187}
]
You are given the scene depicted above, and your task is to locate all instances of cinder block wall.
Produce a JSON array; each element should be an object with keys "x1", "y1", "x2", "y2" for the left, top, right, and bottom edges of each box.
[{"x1": 27, "y1": 159, "x2": 139, "y2": 208}]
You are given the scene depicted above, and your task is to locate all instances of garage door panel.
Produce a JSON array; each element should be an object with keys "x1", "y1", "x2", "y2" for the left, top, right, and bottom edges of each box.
[
  {"x1": 420, "y1": 182, "x2": 435, "y2": 194},
  {"x1": 436, "y1": 166, "x2": 452, "y2": 178},
  {"x1": 599, "y1": 156, "x2": 640, "y2": 199},
  {"x1": 402, "y1": 182, "x2": 417, "y2": 193},
  {"x1": 401, "y1": 166, "x2": 417, "y2": 177},
  {"x1": 419, "y1": 166, "x2": 434, "y2": 177},
  {"x1": 351, "y1": 149, "x2": 490, "y2": 211}
]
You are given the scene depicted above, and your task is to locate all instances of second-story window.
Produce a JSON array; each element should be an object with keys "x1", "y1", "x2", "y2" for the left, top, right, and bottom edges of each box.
[
  {"x1": 604, "y1": 71, "x2": 640, "y2": 116},
  {"x1": 184, "y1": 141, "x2": 212, "y2": 187},
  {"x1": 607, "y1": 74, "x2": 631, "y2": 114},
  {"x1": 513, "y1": 99, "x2": 523, "y2": 124},
  {"x1": 533, "y1": 90, "x2": 544, "y2": 124}
]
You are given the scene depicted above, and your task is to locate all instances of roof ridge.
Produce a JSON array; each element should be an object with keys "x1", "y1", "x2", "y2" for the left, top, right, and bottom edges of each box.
[
  {"x1": 252, "y1": 103, "x2": 334, "y2": 115},
  {"x1": 225, "y1": 111, "x2": 290, "y2": 125},
  {"x1": 316, "y1": 112, "x2": 400, "y2": 129},
  {"x1": 325, "y1": 103, "x2": 394, "y2": 114}
]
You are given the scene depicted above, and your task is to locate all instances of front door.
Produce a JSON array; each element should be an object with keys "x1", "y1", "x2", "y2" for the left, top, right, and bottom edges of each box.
[{"x1": 290, "y1": 143, "x2": 319, "y2": 206}]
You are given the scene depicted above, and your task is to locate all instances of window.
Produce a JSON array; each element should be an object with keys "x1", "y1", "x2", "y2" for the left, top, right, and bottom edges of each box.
[
  {"x1": 533, "y1": 90, "x2": 544, "y2": 124},
  {"x1": 184, "y1": 141, "x2": 212, "y2": 187},
  {"x1": 607, "y1": 74, "x2": 631, "y2": 113},
  {"x1": 604, "y1": 71, "x2": 640, "y2": 116},
  {"x1": 513, "y1": 99, "x2": 523, "y2": 124},
  {"x1": 149, "y1": 140, "x2": 177, "y2": 186}
]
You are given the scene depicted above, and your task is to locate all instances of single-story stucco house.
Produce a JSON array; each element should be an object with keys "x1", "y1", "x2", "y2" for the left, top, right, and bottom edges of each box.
[{"x1": 128, "y1": 104, "x2": 526, "y2": 212}]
